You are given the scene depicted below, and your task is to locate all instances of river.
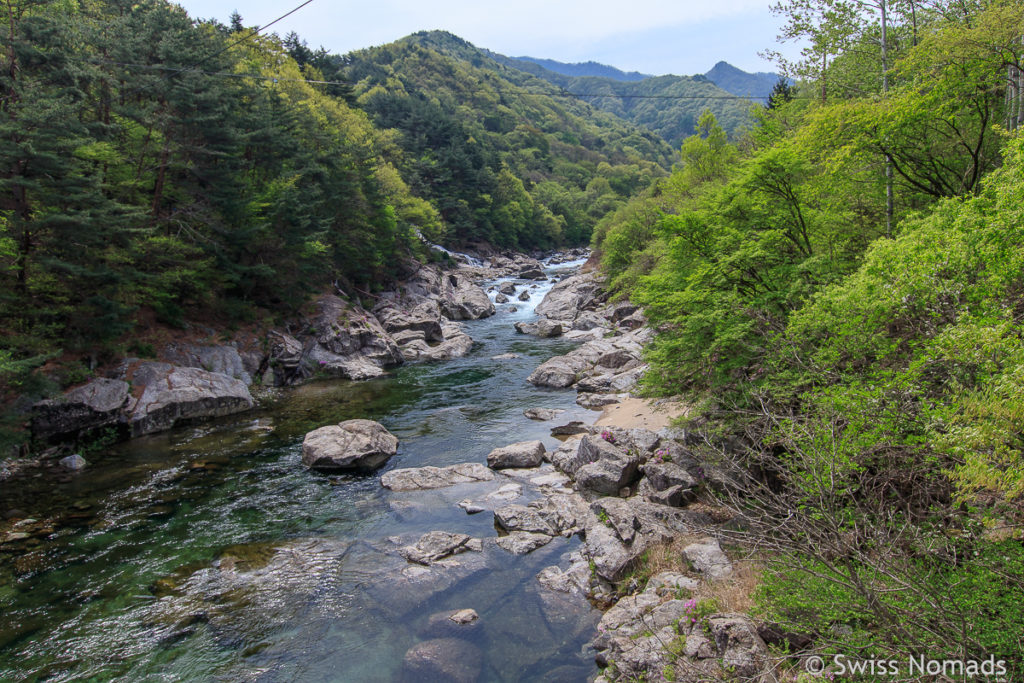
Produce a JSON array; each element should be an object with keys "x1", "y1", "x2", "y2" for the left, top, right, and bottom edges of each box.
[{"x1": 0, "y1": 257, "x2": 603, "y2": 682}]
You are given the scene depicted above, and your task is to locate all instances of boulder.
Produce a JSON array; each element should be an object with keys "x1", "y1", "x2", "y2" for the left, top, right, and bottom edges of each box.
[
  {"x1": 535, "y1": 273, "x2": 602, "y2": 321},
  {"x1": 308, "y1": 295, "x2": 403, "y2": 368},
  {"x1": 514, "y1": 320, "x2": 564, "y2": 337},
  {"x1": 486, "y1": 440, "x2": 545, "y2": 469},
  {"x1": 523, "y1": 407, "x2": 565, "y2": 421},
  {"x1": 127, "y1": 363, "x2": 254, "y2": 436},
  {"x1": 59, "y1": 454, "x2": 87, "y2": 471},
  {"x1": 494, "y1": 293, "x2": 509, "y2": 304},
  {"x1": 576, "y1": 392, "x2": 623, "y2": 409},
  {"x1": 496, "y1": 531, "x2": 554, "y2": 555},
  {"x1": 301, "y1": 419, "x2": 398, "y2": 472},
  {"x1": 401, "y1": 638, "x2": 483, "y2": 683},
  {"x1": 517, "y1": 290, "x2": 531, "y2": 302},
  {"x1": 381, "y1": 463, "x2": 495, "y2": 491},
  {"x1": 527, "y1": 358, "x2": 579, "y2": 388},
  {"x1": 373, "y1": 302, "x2": 444, "y2": 342},
  {"x1": 497, "y1": 282, "x2": 517, "y2": 296},
  {"x1": 398, "y1": 531, "x2": 480, "y2": 565},
  {"x1": 682, "y1": 538, "x2": 733, "y2": 579},
  {"x1": 31, "y1": 378, "x2": 130, "y2": 442}
]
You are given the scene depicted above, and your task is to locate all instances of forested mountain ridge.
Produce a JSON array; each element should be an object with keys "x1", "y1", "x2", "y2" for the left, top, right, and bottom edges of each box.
[
  {"x1": 703, "y1": 60, "x2": 779, "y2": 100},
  {"x1": 504, "y1": 56, "x2": 651, "y2": 82},
  {"x1": 591, "y1": 0, "x2": 1024, "y2": 673},
  {"x1": 341, "y1": 30, "x2": 675, "y2": 248},
  {"x1": 488, "y1": 52, "x2": 760, "y2": 145}
]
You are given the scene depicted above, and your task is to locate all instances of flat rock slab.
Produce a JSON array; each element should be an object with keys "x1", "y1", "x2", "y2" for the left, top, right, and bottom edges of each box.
[
  {"x1": 302, "y1": 419, "x2": 398, "y2": 472},
  {"x1": 399, "y1": 531, "x2": 482, "y2": 565},
  {"x1": 381, "y1": 463, "x2": 495, "y2": 491},
  {"x1": 486, "y1": 440, "x2": 545, "y2": 469},
  {"x1": 496, "y1": 531, "x2": 554, "y2": 555}
]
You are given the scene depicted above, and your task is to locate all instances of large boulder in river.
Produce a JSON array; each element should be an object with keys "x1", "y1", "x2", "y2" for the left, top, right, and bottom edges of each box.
[
  {"x1": 31, "y1": 378, "x2": 131, "y2": 442},
  {"x1": 486, "y1": 440, "x2": 545, "y2": 469},
  {"x1": 127, "y1": 362, "x2": 254, "y2": 436},
  {"x1": 535, "y1": 273, "x2": 602, "y2": 322},
  {"x1": 301, "y1": 419, "x2": 398, "y2": 472}
]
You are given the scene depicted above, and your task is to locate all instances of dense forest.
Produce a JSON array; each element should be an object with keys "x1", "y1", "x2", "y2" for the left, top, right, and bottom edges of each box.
[
  {"x1": 0, "y1": 3, "x2": 673, "y2": 449},
  {"x1": 592, "y1": 0, "x2": 1024, "y2": 670},
  {"x1": 341, "y1": 30, "x2": 674, "y2": 249}
]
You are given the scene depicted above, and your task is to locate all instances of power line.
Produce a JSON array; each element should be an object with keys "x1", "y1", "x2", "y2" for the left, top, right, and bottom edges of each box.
[{"x1": 122, "y1": 0, "x2": 318, "y2": 97}]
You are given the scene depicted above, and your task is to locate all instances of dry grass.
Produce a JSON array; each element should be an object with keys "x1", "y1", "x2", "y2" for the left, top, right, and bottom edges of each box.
[{"x1": 628, "y1": 534, "x2": 765, "y2": 615}]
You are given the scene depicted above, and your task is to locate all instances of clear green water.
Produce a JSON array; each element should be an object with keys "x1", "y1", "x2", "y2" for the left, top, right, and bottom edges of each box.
[{"x1": 0, "y1": 262, "x2": 601, "y2": 682}]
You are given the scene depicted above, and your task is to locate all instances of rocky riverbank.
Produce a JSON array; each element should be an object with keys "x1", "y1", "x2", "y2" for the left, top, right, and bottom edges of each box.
[{"x1": 21, "y1": 250, "x2": 588, "y2": 456}]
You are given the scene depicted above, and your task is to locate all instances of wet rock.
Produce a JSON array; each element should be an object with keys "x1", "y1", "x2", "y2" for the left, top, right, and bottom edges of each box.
[
  {"x1": 301, "y1": 419, "x2": 398, "y2": 472},
  {"x1": 398, "y1": 531, "x2": 480, "y2": 565},
  {"x1": 491, "y1": 353, "x2": 520, "y2": 360},
  {"x1": 457, "y1": 499, "x2": 486, "y2": 514},
  {"x1": 400, "y1": 322, "x2": 474, "y2": 362},
  {"x1": 682, "y1": 537, "x2": 733, "y2": 579},
  {"x1": 401, "y1": 638, "x2": 482, "y2": 683},
  {"x1": 494, "y1": 293, "x2": 509, "y2": 304},
  {"x1": 59, "y1": 454, "x2": 87, "y2": 472},
  {"x1": 497, "y1": 282, "x2": 517, "y2": 296},
  {"x1": 449, "y1": 608, "x2": 479, "y2": 624},
  {"x1": 126, "y1": 363, "x2": 254, "y2": 436},
  {"x1": 496, "y1": 531, "x2": 554, "y2": 555},
  {"x1": 31, "y1": 378, "x2": 130, "y2": 442},
  {"x1": 523, "y1": 407, "x2": 564, "y2": 421},
  {"x1": 494, "y1": 504, "x2": 558, "y2": 535},
  {"x1": 518, "y1": 266, "x2": 546, "y2": 280},
  {"x1": 486, "y1": 440, "x2": 545, "y2": 469},
  {"x1": 373, "y1": 301, "x2": 445, "y2": 342},
  {"x1": 516, "y1": 290, "x2": 531, "y2": 302},
  {"x1": 550, "y1": 421, "x2": 588, "y2": 436},
  {"x1": 381, "y1": 463, "x2": 495, "y2": 491},
  {"x1": 514, "y1": 320, "x2": 564, "y2": 337}
]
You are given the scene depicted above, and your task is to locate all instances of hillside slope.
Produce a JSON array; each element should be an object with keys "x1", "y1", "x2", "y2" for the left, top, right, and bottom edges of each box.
[{"x1": 342, "y1": 31, "x2": 675, "y2": 248}]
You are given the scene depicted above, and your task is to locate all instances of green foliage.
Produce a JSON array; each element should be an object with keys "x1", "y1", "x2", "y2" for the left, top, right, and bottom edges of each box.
[
  {"x1": 0, "y1": 0, "x2": 437, "y2": 377},
  {"x1": 756, "y1": 541, "x2": 1024, "y2": 667},
  {"x1": 342, "y1": 31, "x2": 673, "y2": 249}
]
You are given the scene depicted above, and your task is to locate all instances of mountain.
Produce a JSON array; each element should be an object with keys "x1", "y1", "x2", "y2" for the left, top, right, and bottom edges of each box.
[
  {"x1": 508, "y1": 56, "x2": 650, "y2": 82},
  {"x1": 488, "y1": 53, "x2": 757, "y2": 147},
  {"x1": 703, "y1": 61, "x2": 781, "y2": 101},
  {"x1": 341, "y1": 31, "x2": 676, "y2": 248}
]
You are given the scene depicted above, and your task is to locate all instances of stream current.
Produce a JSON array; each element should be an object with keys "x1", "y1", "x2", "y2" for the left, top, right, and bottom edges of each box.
[{"x1": 0, "y1": 258, "x2": 603, "y2": 682}]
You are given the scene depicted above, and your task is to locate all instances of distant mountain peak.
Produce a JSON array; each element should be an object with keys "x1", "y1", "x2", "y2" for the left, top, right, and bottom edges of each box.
[{"x1": 703, "y1": 61, "x2": 781, "y2": 101}]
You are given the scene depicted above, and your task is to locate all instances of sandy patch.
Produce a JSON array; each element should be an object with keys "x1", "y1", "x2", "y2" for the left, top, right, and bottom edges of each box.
[{"x1": 592, "y1": 397, "x2": 686, "y2": 431}]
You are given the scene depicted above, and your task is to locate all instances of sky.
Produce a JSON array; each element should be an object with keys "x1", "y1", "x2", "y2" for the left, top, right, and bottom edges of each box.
[{"x1": 174, "y1": 0, "x2": 802, "y2": 76}]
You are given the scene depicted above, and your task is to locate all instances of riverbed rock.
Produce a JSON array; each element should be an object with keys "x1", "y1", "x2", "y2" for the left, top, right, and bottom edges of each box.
[
  {"x1": 31, "y1": 378, "x2": 131, "y2": 442},
  {"x1": 495, "y1": 531, "x2": 554, "y2": 555},
  {"x1": 514, "y1": 320, "x2": 564, "y2": 337},
  {"x1": 301, "y1": 419, "x2": 399, "y2": 472},
  {"x1": 401, "y1": 638, "x2": 483, "y2": 683},
  {"x1": 523, "y1": 407, "x2": 564, "y2": 421},
  {"x1": 398, "y1": 531, "x2": 480, "y2": 565},
  {"x1": 495, "y1": 293, "x2": 509, "y2": 304},
  {"x1": 399, "y1": 321, "x2": 474, "y2": 362},
  {"x1": 381, "y1": 463, "x2": 495, "y2": 491},
  {"x1": 126, "y1": 363, "x2": 254, "y2": 437},
  {"x1": 535, "y1": 273, "x2": 602, "y2": 322},
  {"x1": 486, "y1": 440, "x2": 545, "y2": 469},
  {"x1": 374, "y1": 301, "x2": 444, "y2": 342},
  {"x1": 59, "y1": 454, "x2": 88, "y2": 471},
  {"x1": 497, "y1": 282, "x2": 517, "y2": 296}
]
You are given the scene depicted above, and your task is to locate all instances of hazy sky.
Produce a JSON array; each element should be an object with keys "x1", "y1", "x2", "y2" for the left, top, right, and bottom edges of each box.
[{"x1": 174, "y1": 0, "x2": 800, "y2": 76}]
